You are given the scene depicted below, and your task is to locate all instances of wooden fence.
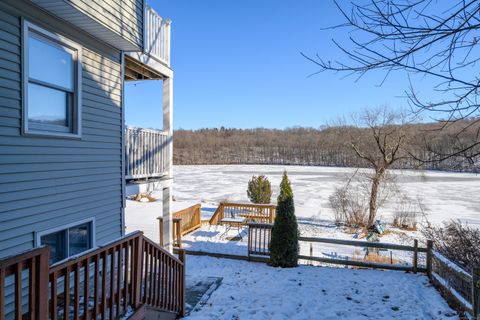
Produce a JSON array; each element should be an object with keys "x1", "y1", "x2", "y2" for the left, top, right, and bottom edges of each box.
[
  {"x1": 247, "y1": 223, "x2": 426, "y2": 273},
  {"x1": 125, "y1": 127, "x2": 171, "y2": 180},
  {"x1": 210, "y1": 203, "x2": 276, "y2": 225},
  {"x1": 430, "y1": 250, "x2": 479, "y2": 319},
  {"x1": 0, "y1": 232, "x2": 185, "y2": 319}
]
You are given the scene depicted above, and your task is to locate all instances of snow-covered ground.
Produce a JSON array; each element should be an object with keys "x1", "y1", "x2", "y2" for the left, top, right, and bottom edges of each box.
[
  {"x1": 126, "y1": 164, "x2": 477, "y2": 261},
  {"x1": 184, "y1": 255, "x2": 458, "y2": 320},
  {"x1": 173, "y1": 165, "x2": 480, "y2": 227},
  {"x1": 123, "y1": 165, "x2": 469, "y2": 319},
  {"x1": 180, "y1": 222, "x2": 421, "y2": 266}
]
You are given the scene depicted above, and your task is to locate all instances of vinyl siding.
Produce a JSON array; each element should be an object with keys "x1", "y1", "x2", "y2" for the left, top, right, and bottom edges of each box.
[{"x1": 0, "y1": 4, "x2": 124, "y2": 259}]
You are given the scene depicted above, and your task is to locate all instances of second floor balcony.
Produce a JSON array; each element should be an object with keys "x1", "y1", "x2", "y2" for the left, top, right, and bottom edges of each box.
[
  {"x1": 143, "y1": 4, "x2": 171, "y2": 67},
  {"x1": 125, "y1": 127, "x2": 171, "y2": 180},
  {"x1": 31, "y1": 0, "x2": 171, "y2": 71}
]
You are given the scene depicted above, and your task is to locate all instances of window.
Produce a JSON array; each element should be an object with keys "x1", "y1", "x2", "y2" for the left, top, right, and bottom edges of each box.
[
  {"x1": 23, "y1": 21, "x2": 82, "y2": 137},
  {"x1": 38, "y1": 220, "x2": 94, "y2": 264}
]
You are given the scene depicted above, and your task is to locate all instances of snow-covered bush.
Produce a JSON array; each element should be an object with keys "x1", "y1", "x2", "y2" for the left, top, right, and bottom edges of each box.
[
  {"x1": 269, "y1": 171, "x2": 299, "y2": 267},
  {"x1": 247, "y1": 175, "x2": 272, "y2": 204}
]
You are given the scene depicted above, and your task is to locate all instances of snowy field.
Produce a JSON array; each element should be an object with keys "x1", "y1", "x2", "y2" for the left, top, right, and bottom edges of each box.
[
  {"x1": 184, "y1": 255, "x2": 457, "y2": 320},
  {"x1": 173, "y1": 165, "x2": 480, "y2": 227}
]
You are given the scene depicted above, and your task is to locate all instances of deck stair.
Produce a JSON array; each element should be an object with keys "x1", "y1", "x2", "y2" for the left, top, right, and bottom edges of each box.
[{"x1": 0, "y1": 232, "x2": 185, "y2": 320}]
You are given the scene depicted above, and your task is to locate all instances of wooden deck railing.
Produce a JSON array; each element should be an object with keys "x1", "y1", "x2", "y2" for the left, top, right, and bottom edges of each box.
[
  {"x1": 248, "y1": 223, "x2": 273, "y2": 257},
  {"x1": 173, "y1": 204, "x2": 202, "y2": 236},
  {"x1": 158, "y1": 218, "x2": 182, "y2": 248},
  {"x1": 0, "y1": 247, "x2": 49, "y2": 320},
  {"x1": 210, "y1": 203, "x2": 276, "y2": 225},
  {"x1": 144, "y1": 4, "x2": 171, "y2": 65},
  {"x1": 158, "y1": 204, "x2": 202, "y2": 249},
  {"x1": 0, "y1": 232, "x2": 185, "y2": 319},
  {"x1": 125, "y1": 127, "x2": 171, "y2": 180}
]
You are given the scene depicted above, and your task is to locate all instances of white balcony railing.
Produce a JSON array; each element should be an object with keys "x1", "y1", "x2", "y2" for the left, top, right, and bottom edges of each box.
[
  {"x1": 144, "y1": 4, "x2": 171, "y2": 66},
  {"x1": 125, "y1": 127, "x2": 171, "y2": 180}
]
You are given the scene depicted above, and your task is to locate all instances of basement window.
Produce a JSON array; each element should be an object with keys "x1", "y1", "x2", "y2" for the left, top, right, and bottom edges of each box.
[
  {"x1": 37, "y1": 220, "x2": 94, "y2": 264},
  {"x1": 22, "y1": 21, "x2": 82, "y2": 138}
]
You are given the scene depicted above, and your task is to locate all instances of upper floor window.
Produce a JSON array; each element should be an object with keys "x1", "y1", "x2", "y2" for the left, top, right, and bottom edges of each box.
[{"x1": 23, "y1": 21, "x2": 82, "y2": 138}]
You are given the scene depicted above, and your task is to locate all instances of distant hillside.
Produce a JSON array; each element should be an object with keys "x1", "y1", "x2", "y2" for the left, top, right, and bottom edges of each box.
[{"x1": 173, "y1": 120, "x2": 479, "y2": 172}]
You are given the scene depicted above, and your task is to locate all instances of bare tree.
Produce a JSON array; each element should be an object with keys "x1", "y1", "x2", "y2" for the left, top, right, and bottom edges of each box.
[
  {"x1": 303, "y1": 0, "x2": 480, "y2": 164},
  {"x1": 348, "y1": 107, "x2": 411, "y2": 226}
]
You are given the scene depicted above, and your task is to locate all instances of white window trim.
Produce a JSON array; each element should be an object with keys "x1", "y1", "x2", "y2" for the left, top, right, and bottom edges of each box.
[
  {"x1": 35, "y1": 217, "x2": 96, "y2": 264},
  {"x1": 22, "y1": 19, "x2": 83, "y2": 138}
]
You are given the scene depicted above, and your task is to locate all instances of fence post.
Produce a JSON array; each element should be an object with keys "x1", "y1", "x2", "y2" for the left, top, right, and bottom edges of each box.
[
  {"x1": 413, "y1": 239, "x2": 418, "y2": 274},
  {"x1": 473, "y1": 267, "x2": 480, "y2": 320},
  {"x1": 426, "y1": 240, "x2": 433, "y2": 279},
  {"x1": 247, "y1": 224, "x2": 253, "y2": 260},
  {"x1": 178, "y1": 249, "x2": 186, "y2": 317}
]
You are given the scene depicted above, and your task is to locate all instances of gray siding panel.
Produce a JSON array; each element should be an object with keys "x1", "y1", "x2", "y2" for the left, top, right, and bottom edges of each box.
[{"x1": 0, "y1": 7, "x2": 124, "y2": 259}]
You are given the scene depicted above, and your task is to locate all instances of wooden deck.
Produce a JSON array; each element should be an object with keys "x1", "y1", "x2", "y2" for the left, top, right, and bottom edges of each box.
[
  {"x1": 209, "y1": 203, "x2": 276, "y2": 225},
  {"x1": 0, "y1": 232, "x2": 185, "y2": 319}
]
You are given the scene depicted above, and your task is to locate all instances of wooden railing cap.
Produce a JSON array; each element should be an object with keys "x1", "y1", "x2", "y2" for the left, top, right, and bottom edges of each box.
[
  {"x1": 0, "y1": 246, "x2": 49, "y2": 269},
  {"x1": 50, "y1": 231, "x2": 144, "y2": 272}
]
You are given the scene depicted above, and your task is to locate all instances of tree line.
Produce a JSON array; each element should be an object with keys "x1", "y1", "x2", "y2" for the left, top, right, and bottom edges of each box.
[{"x1": 173, "y1": 119, "x2": 479, "y2": 172}]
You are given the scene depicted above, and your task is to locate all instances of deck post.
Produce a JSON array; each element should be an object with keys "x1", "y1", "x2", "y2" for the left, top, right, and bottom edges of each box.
[
  {"x1": 473, "y1": 267, "x2": 480, "y2": 320},
  {"x1": 162, "y1": 186, "x2": 173, "y2": 253},
  {"x1": 174, "y1": 218, "x2": 182, "y2": 248},
  {"x1": 178, "y1": 249, "x2": 186, "y2": 316},
  {"x1": 133, "y1": 236, "x2": 143, "y2": 308},
  {"x1": 158, "y1": 217, "x2": 164, "y2": 246},
  {"x1": 163, "y1": 77, "x2": 173, "y2": 178},
  {"x1": 37, "y1": 247, "x2": 50, "y2": 319}
]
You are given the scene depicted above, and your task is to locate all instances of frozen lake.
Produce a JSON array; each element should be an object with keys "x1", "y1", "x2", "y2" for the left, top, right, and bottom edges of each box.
[{"x1": 173, "y1": 165, "x2": 480, "y2": 227}]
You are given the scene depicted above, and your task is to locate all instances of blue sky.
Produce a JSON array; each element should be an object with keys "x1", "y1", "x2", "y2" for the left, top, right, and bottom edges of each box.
[{"x1": 125, "y1": 1, "x2": 430, "y2": 130}]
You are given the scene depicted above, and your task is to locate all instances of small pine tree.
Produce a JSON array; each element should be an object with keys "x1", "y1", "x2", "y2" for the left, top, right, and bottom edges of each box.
[
  {"x1": 269, "y1": 171, "x2": 299, "y2": 267},
  {"x1": 247, "y1": 175, "x2": 272, "y2": 204}
]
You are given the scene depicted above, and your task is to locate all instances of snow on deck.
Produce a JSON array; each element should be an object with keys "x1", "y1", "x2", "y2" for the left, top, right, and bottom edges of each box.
[{"x1": 184, "y1": 255, "x2": 458, "y2": 320}]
